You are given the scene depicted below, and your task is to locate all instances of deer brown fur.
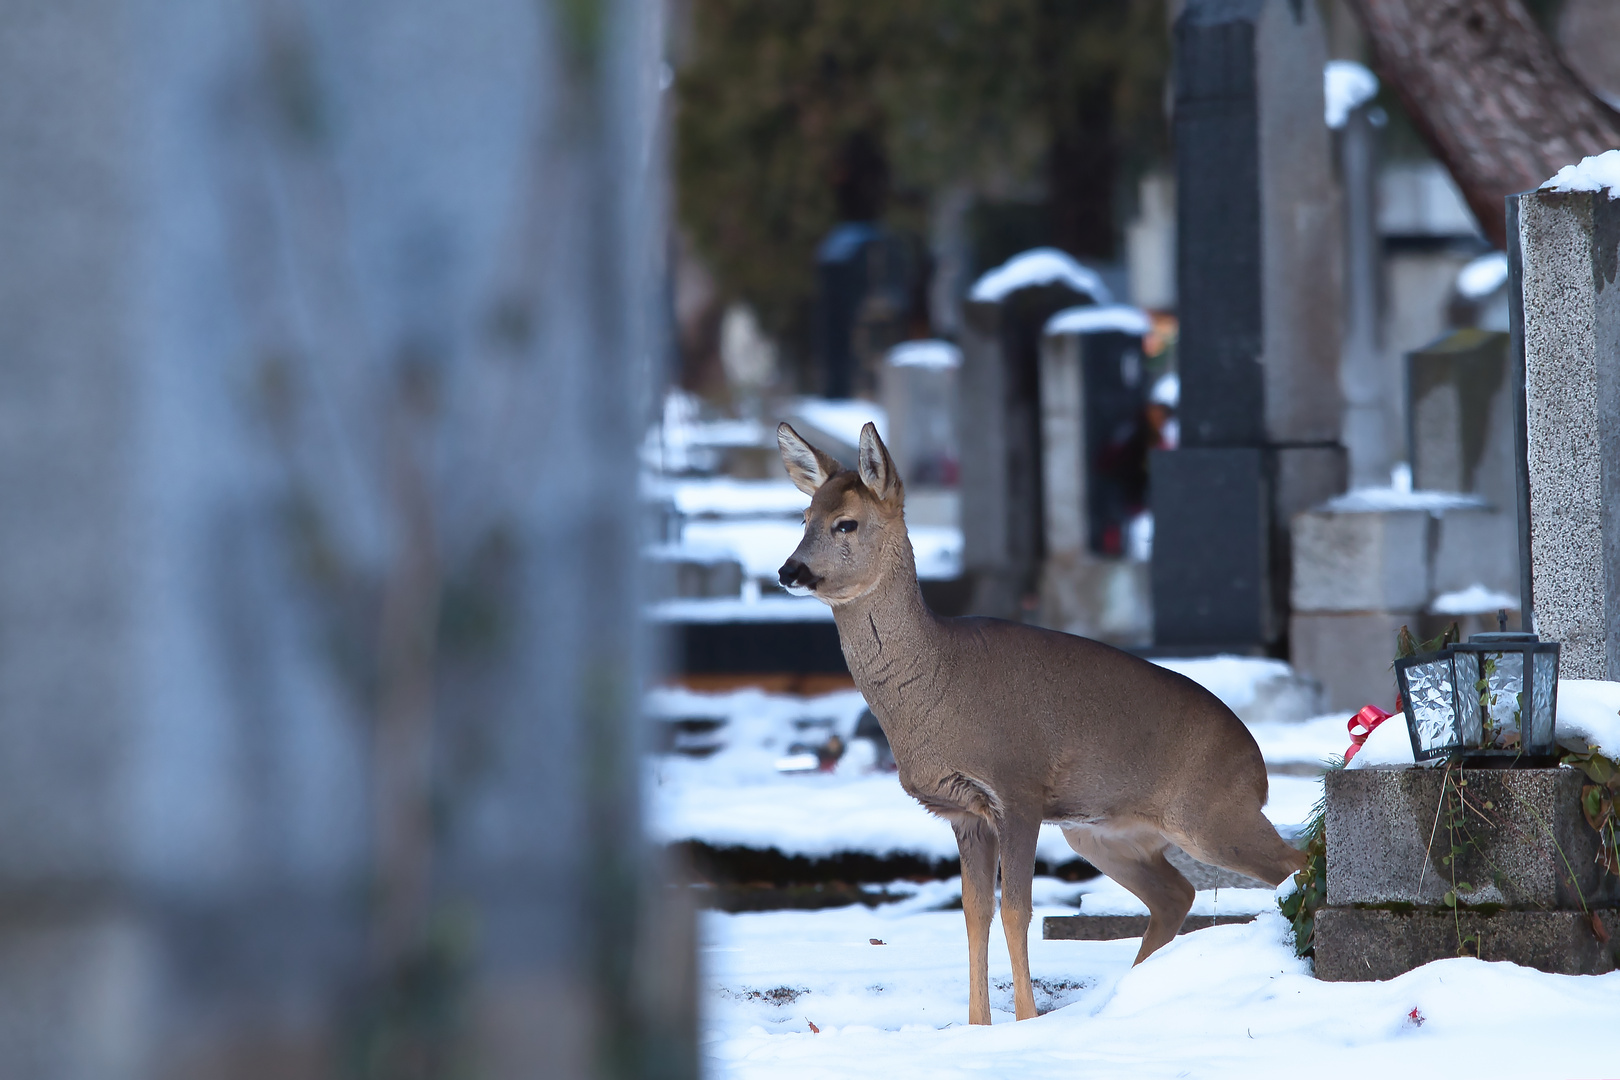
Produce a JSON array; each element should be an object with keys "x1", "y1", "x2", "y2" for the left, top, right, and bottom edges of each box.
[{"x1": 776, "y1": 421, "x2": 1306, "y2": 1025}]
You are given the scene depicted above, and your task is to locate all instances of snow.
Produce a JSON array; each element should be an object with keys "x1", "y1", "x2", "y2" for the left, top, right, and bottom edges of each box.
[
  {"x1": 969, "y1": 248, "x2": 1112, "y2": 305},
  {"x1": 648, "y1": 476, "x2": 809, "y2": 517},
  {"x1": 1429, "y1": 583, "x2": 1519, "y2": 615},
  {"x1": 1455, "y1": 251, "x2": 1509, "y2": 299},
  {"x1": 1149, "y1": 371, "x2": 1178, "y2": 408},
  {"x1": 887, "y1": 340, "x2": 961, "y2": 370},
  {"x1": 679, "y1": 519, "x2": 812, "y2": 581},
  {"x1": 789, "y1": 397, "x2": 887, "y2": 449},
  {"x1": 1321, "y1": 487, "x2": 1487, "y2": 513},
  {"x1": 1344, "y1": 711, "x2": 1418, "y2": 769},
  {"x1": 1540, "y1": 148, "x2": 1620, "y2": 198},
  {"x1": 1043, "y1": 304, "x2": 1151, "y2": 338},
  {"x1": 1323, "y1": 59, "x2": 1378, "y2": 128},
  {"x1": 1556, "y1": 679, "x2": 1620, "y2": 756},
  {"x1": 646, "y1": 596, "x2": 836, "y2": 623},
  {"x1": 1148, "y1": 655, "x2": 1323, "y2": 725},
  {"x1": 701, "y1": 906, "x2": 1620, "y2": 1078}
]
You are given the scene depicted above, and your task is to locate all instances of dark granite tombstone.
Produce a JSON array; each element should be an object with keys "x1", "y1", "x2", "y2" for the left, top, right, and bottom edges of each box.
[
  {"x1": 1152, "y1": 0, "x2": 1345, "y2": 651},
  {"x1": 814, "y1": 224, "x2": 920, "y2": 399}
]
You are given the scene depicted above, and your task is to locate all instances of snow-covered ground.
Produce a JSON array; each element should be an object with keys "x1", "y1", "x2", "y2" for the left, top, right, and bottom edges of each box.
[
  {"x1": 702, "y1": 904, "x2": 1620, "y2": 1078},
  {"x1": 651, "y1": 659, "x2": 1620, "y2": 1078}
]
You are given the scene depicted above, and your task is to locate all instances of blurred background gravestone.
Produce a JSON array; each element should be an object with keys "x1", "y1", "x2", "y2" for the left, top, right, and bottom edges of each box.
[
  {"x1": 0, "y1": 2, "x2": 692, "y2": 1078},
  {"x1": 1151, "y1": 0, "x2": 1347, "y2": 655},
  {"x1": 881, "y1": 340, "x2": 962, "y2": 530},
  {"x1": 960, "y1": 250, "x2": 1109, "y2": 620},
  {"x1": 1037, "y1": 304, "x2": 1157, "y2": 645}
]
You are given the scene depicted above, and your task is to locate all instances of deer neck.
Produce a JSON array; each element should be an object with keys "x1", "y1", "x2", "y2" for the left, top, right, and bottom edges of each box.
[{"x1": 830, "y1": 526, "x2": 940, "y2": 739}]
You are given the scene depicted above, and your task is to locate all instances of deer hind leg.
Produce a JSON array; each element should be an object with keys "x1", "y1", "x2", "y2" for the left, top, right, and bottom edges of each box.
[
  {"x1": 995, "y1": 810, "x2": 1042, "y2": 1021},
  {"x1": 953, "y1": 816, "x2": 999, "y2": 1026},
  {"x1": 1171, "y1": 804, "x2": 1307, "y2": 888},
  {"x1": 1061, "y1": 822, "x2": 1195, "y2": 965}
]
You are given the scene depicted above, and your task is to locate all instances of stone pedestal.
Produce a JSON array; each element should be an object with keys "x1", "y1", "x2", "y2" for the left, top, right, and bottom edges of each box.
[
  {"x1": 1152, "y1": 0, "x2": 1345, "y2": 650},
  {"x1": 1509, "y1": 184, "x2": 1620, "y2": 679},
  {"x1": 1315, "y1": 767, "x2": 1619, "y2": 980}
]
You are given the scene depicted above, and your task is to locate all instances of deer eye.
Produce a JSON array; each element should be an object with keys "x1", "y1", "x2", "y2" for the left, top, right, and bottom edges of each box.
[{"x1": 833, "y1": 519, "x2": 858, "y2": 534}]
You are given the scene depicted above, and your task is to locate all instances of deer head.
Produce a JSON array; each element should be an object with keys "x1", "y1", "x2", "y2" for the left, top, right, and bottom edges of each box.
[{"x1": 776, "y1": 421, "x2": 907, "y2": 605}]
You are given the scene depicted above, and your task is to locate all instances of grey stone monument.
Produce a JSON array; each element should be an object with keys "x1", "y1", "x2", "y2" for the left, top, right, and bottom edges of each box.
[
  {"x1": 0, "y1": 2, "x2": 690, "y2": 1077},
  {"x1": 1508, "y1": 174, "x2": 1620, "y2": 680},
  {"x1": 1152, "y1": 0, "x2": 1346, "y2": 651}
]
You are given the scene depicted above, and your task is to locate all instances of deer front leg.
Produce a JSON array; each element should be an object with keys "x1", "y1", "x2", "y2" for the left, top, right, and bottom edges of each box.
[
  {"x1": 997, "y1": 810, "x2": 1041, "y2": 1021},
  {"x1": 954, "y1": 816, "x2": 998, "y2": 1025}
]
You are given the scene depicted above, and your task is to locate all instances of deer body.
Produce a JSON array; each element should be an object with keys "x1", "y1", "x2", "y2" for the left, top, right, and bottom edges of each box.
[{"x1": 777, "y1": 422, "x2": 1305, "y2": 1026}]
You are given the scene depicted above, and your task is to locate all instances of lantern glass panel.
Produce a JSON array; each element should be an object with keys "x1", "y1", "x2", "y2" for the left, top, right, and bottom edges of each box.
[
  {"x1": 1529, "y1": 648, "x2": 1559, "y2": 753},
  {"x1": 1478, "y1": 650, "x2": 1525, "y2": 750},
  {"x1": 1452, "y1": 651, "x2": 1483, "y2": 744},
  {"x1": 1403, "y1": 656, "x2": 1459, "y2": 759}
]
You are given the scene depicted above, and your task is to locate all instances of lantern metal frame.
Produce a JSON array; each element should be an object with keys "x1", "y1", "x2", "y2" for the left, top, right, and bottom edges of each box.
[{"x1": 1395, "y1": 631, "x2": 1560, "y2": 764}]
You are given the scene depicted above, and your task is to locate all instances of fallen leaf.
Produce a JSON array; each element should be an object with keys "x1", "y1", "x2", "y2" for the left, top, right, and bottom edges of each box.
[
  {"x1": 807, "y1": 1019, "x2": 820, "y2": 1033},
  {"x1": 869, "y1": 938, "x2": 886, "y2": 945},
  {"x1": 1592, "y1": 911, "x2": 1611, "y2": 944}
]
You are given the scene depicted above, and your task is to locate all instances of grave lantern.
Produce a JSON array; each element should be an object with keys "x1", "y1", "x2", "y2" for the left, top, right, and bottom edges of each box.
[{"x1": 1396, "y1": 619, "x2": 1560, "y2": 763}]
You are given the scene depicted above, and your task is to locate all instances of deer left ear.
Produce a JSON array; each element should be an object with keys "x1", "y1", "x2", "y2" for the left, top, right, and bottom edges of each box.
[{"x1": 857, "y1": 422, "x2": 901, "y2": 504}]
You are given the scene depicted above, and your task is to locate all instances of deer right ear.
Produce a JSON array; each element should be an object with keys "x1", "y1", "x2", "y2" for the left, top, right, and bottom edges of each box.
[{"x1": 777, "y1": 423, "x2": 840, "y2": 496}]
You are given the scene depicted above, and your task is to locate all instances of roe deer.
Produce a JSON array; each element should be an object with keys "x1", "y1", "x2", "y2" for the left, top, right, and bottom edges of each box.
[{"x1": 776, "y1": 421, "x2": 1305, "y2": 1025}]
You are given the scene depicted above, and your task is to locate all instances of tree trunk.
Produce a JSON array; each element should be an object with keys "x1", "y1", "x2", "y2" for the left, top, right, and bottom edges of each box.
[{"x1": 1345, "y1": 0, "x2": 1620, "y2": 249}]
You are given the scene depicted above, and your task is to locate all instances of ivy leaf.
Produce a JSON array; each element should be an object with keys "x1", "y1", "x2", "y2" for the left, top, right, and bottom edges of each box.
[
  {"x1": 1582, "y1": 785, "x2": 1612, "y2": 832},
  {"x1": 1396, "y1": 625, "x2": 1418, "y2": 660},
  {"x1": 1442, "y1": 890, "x2": 1458, "y2": 907}
]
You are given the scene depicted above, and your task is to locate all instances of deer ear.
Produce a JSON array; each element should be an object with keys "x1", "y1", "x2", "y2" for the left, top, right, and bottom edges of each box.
[
  {"x1": 857, "y1": 422, "x2": 901, "y2": 503},
  {"x1": 777, "y1": 423, "x2": 840, "y2": 496}
]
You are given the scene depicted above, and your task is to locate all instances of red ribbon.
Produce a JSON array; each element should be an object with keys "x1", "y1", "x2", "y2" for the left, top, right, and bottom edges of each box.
[{"x1": 1343, "y1": 704, "x2": 1393, "y2": 763}]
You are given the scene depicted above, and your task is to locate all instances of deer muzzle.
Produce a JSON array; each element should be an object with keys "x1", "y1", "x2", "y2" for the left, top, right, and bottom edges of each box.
[{"x1": 777, "y1": 559, "x2": 820, "y2": 590}]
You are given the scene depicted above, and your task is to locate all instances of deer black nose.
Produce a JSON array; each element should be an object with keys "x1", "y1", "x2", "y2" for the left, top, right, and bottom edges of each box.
[{"x1": 778, "y1": 559, "x2": 817, "y2": 589}]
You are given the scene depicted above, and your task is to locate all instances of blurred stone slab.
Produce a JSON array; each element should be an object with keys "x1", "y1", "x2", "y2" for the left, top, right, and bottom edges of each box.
[
  {"x1": 1042, "y1": 913, "x2": 1257, "y2": 941},
  {"x1": 1325, "y1": 767, "x2": 1619, "y2": 909},
  {"x1": 1289, "y1": 611, "x2": 1412, "y2": 713},
  {"x1": 1151, "y1": 447, "x2": 1270, "y2": 647},
  {"x1": 1408, "y1": 330, "x2": 1515, "y2": 509},
  {"x1": 1510, "y1": 185, "x2": 1620, "y2": 680},
  {"x1": 1166, "y1": 845, "x2": 1272, "y2": 891},
  {"x1": 1292, "y1": 509, "x2": 1430, "y2": 612},
  {"x1": 1314, "y1": 907, "x2": 1618, "y2": 981}
]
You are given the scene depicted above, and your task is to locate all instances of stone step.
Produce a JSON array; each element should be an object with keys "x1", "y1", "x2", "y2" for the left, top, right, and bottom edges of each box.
[
  {"x1": 1043, "y1": 913, "x2": 1258, "y2": 941},
  {"x1": 1314, "y1": 906, "x2": 1620, "y2": 981}
]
